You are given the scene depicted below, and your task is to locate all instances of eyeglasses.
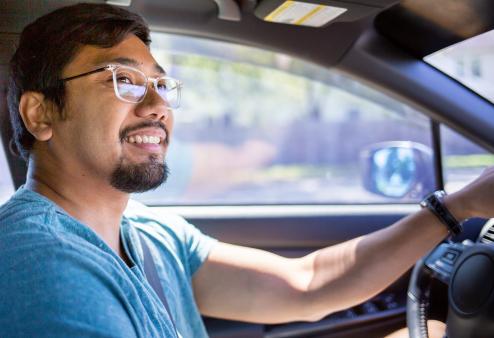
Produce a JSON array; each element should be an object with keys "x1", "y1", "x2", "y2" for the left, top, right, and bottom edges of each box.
[{"x1": 60, "y1": 64, "x2": 182, "y2": 108}]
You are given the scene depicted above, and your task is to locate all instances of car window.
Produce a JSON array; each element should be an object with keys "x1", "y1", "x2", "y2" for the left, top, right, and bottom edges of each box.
[
  {"x1": 133, "y1": 33, "x2": 434, "y2": 206},
  {"x1": 0, "y1": 138, "x2": 14, "y2": 204},
  {"x1": 424, "y1": 29, "x2": 494, "y2": 104},
  {"x1": 441, "y1": 125, "x2": 494, "y2": 194}
]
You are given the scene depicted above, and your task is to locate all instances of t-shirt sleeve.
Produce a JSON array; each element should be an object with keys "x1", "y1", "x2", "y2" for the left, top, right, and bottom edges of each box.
[
  {"x1": 174, "y1": 215, "x2": 218, "y2": 275},
  {"x1": 0, "y1": 241, "x2": 137, "y2": 338},
  {"x1": 125, "y1": 200, "x2": 218, "y2": 277}
]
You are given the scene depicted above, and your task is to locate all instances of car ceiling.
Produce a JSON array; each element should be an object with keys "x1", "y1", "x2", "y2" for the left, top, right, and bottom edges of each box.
[
  {"x1": 2, "y1": 0, "x2": 493, "y2": 72},
  {"x1": 1, "y1": 0, "x2": 494, "y2": 187},
  {"x1": 133, "y1": 0, "x2": 494, "y2": 58},
  {"x1": 376, "y1": 0, "x2": 494, "y2": 57}
]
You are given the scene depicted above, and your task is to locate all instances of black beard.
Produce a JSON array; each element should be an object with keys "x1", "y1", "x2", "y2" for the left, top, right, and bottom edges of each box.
[{"x1": 110, "y1": 154, "x2": 169, "y2": 193}]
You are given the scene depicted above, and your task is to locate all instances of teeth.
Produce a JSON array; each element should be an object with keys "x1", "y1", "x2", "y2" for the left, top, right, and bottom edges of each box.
[{"x1": 126, "y1": 135, "x2": 161, "y2": 144}]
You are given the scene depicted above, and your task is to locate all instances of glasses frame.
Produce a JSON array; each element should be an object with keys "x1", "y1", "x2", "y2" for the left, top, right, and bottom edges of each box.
[{"x1": 60, "y1": 64, "x2": 182, "y2": 108}]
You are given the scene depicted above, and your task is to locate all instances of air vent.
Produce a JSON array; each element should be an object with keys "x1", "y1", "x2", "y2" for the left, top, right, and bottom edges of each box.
[{"x1": 480, "y1": 219, "x2": 494, "y2": 244}]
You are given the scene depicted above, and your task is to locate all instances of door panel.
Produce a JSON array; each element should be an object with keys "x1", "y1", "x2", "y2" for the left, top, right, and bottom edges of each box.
[
  {"x1": 154, "y1": 207, "x2": 415, "y2": 337},
  {"x1": 155, "y1": 205, "x2": 417, "y2": 249},
  {"x1": 157, "y1": 209, "x2": 484, "y2": 337}
]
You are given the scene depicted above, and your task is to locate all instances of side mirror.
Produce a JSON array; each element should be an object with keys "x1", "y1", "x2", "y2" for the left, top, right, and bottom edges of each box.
[{"x1": 361, "y1": 142, "x2": 435, "y2": 199}]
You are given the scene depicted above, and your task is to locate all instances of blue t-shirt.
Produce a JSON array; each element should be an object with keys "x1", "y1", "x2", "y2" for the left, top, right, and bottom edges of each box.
[{"x1": 0, "y1": 187, "x2": 217, "y2": 337}]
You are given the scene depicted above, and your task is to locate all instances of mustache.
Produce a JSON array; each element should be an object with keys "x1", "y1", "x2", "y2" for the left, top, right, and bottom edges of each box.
[{"x1": 119, "y1": 121, "x2": 169, "y2": 145}]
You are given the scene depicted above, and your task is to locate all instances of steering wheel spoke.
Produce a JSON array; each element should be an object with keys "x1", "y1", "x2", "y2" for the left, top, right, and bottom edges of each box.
[{"x1": 424, "y1": 242, "x2": 468, "y2": 285}]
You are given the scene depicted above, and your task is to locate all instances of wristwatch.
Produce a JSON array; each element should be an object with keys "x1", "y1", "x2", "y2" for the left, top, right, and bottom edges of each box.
[{"x1": 420, "y1": 190, "x2": 463, "y2": 236}]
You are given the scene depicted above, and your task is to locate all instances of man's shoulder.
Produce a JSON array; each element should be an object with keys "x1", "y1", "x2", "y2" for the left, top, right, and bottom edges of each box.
[
  {"x1": 0, "y1": 192, "x2": 113, "y2": 280},
  {"x1": 0, "y1": 189, "x2": 62, "y2": 262},
  {"x1": 125, "y1": 199, "x2": 217, "y2": 276},
  {"x1": 124, "y1": 199, "x2": 196, "y2": 241},
  {"x1": 124, "y1": 199, "x2": 217, "y2": 255},
  {"x1": 0, "y1": 187, "x2": 58, "y2": 229},
  {"x1": 0, "y1": 222, "x2": 107, "y2": 281},
  {"x1": 0, "y1": 190, "x2": 57, "y2": 260}
]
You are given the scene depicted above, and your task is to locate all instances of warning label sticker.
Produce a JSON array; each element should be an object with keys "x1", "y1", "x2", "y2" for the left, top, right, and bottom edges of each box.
[{"x1": 264, "y1": 1, "x2": 347, "y2": 27}]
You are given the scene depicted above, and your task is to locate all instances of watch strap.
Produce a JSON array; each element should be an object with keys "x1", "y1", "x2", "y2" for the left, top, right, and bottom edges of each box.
[{"x1": 420, "y1": 190, "x2": 463, "y2": 236}]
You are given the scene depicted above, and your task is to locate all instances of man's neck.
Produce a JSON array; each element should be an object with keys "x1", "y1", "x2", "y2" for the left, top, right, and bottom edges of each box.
[{"x1": 25, "y1": 161, "x2": 129, "y2": 260}]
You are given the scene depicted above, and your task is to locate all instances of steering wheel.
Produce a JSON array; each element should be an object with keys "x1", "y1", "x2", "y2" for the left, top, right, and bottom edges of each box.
[{"x1": 407, "y1": 223, "x2": 494, "y2": 338}]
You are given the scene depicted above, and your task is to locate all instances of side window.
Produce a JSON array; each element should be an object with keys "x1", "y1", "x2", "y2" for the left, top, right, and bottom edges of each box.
[
  {"x1": 134, "y1": 33, "x2": 434, "y2": 205},
  {"x1": 441, "y1": 125, "x2": 494, "y2": 193},
  {"x1": 0, "y1": 137, "x2": 14, "y2": 204}
]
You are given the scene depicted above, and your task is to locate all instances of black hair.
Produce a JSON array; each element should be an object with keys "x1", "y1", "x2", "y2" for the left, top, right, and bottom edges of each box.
[{"x1": 7, "y1": 3, "x2": 151, "y2": 160}]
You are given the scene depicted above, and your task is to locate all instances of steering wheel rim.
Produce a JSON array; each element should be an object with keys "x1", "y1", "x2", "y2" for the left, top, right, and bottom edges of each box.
[
  {"x1": 407, "y1": 257, "x2": 433, "y2": 338},
  {"x1": 406, "y1": 241, "x2": 464, "y2": 338}
]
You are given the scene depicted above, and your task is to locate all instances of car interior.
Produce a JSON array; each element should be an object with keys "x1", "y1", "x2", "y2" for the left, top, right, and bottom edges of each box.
[{"x1": 1, "y1": 0, "x2": 494, "y2": 337}]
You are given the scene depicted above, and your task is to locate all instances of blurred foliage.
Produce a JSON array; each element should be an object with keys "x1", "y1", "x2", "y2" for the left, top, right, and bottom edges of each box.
[
  {"x1": 151, "y1": 32, "x2": 430, "y2": 129},
  {"x1": 445, "y1": 154, "x2": 494, "y2": 168}
]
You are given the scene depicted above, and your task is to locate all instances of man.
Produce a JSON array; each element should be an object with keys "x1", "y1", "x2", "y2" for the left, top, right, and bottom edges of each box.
[{"x1": 0, "y1": 3, "x2": 493, "y2": 337}]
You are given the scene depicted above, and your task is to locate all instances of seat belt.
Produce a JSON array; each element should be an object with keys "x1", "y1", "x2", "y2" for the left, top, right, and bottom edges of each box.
[{"x1": 139, "y1": 233, "x2": 179, "y2": 338}]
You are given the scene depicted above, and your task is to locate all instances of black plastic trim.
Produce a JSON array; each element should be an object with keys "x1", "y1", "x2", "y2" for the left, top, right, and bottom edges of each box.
[
  {"x1": 431, "y1": 121, "x2": 444, "y2": 190},
  {"x1": 338, "y1": 29, "x2": 494, "y2": 154},
  {"x1": 188, "y1": 213, "x2": 408, "y2": 248},
  {"x1": 266, "y1": 307, "x2": 405, "y2": 338},
  {"x1": 375, "y1": 0, "x2": 494, "y2": 58}
]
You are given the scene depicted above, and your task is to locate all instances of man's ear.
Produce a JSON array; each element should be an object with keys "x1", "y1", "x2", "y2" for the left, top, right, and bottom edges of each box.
[{"x1": 18, "y1": 91, "x2": 54, "y2": 141}]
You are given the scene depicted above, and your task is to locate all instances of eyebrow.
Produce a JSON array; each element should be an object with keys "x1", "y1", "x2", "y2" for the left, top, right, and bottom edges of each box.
[{"x1": 96, "y1": 57, "x2": 167, "y2": 75}]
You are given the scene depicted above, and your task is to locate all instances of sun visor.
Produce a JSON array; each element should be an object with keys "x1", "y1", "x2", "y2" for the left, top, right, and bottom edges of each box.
[{"x1": 255, "y1": 0, "x2": 398, "y2": 27}]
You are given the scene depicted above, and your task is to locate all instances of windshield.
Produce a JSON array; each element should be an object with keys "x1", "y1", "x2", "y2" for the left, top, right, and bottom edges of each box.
[{"x1": 424, "y1": 29, "x2": 494, "y2": 104}]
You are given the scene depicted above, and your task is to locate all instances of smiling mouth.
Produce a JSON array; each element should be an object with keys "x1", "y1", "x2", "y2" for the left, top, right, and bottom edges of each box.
[{"x1": 125, "y1": 135, "x2": 163, "y2": 145}]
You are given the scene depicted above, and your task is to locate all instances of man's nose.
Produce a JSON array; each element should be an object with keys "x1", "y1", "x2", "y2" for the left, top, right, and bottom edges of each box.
[{"x1": 135, "y1": 84, "x2": 170, "y2": 121}]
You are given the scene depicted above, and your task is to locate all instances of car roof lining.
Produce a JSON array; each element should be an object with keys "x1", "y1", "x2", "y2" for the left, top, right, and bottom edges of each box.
[{"x1": 375, "y1": 0, "x2": 494, "y2": 58}]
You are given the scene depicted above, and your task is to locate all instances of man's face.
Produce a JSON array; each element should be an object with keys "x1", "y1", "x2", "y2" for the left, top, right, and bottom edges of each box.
[{"x1": 49, "y1": 34, "x2": 173, "y2": 193}]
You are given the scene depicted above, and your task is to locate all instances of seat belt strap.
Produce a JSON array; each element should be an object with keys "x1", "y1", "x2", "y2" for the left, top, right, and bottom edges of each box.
[{"x1": 139, "y1": 233, "x2": 179, "y2": 337}]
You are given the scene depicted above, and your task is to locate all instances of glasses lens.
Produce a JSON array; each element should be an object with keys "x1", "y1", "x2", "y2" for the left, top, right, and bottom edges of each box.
[
  {"x1": 114, "y1": 67, "x2": 147, "y2": 103},
  {"x1": 156, "y1": 78, "x2": 181, "y2": 108}
]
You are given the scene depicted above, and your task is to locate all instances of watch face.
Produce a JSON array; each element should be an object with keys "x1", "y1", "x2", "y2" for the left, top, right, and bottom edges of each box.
[
  {"x1": 433, "y1": 190, "x2": 447, "y2": 199},
  {"x1": 421, "y1": 190, "x2": 447, "y2": 210},
  {"x1": 421, "y1": 190, "x2": 441, "y2": 207}
]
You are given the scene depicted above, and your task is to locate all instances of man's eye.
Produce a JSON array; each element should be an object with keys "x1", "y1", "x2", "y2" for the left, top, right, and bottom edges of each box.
[
  {"x1": 157, "y1": 83, "x2": 167, "y2": 91},
  {"x1": 116, "y1": 76, "x2": 133, "y2": 84}
]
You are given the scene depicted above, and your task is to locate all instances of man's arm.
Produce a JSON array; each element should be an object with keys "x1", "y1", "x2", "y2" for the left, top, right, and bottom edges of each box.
[{"x1": 192, "y1": 167, "x2": 494, "y2": 324}]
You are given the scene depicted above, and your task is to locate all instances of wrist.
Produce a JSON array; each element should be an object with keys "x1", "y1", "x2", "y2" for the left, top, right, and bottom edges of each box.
[{"x1": 444, "y1": 193, "x2": 471, "y2": 222}]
